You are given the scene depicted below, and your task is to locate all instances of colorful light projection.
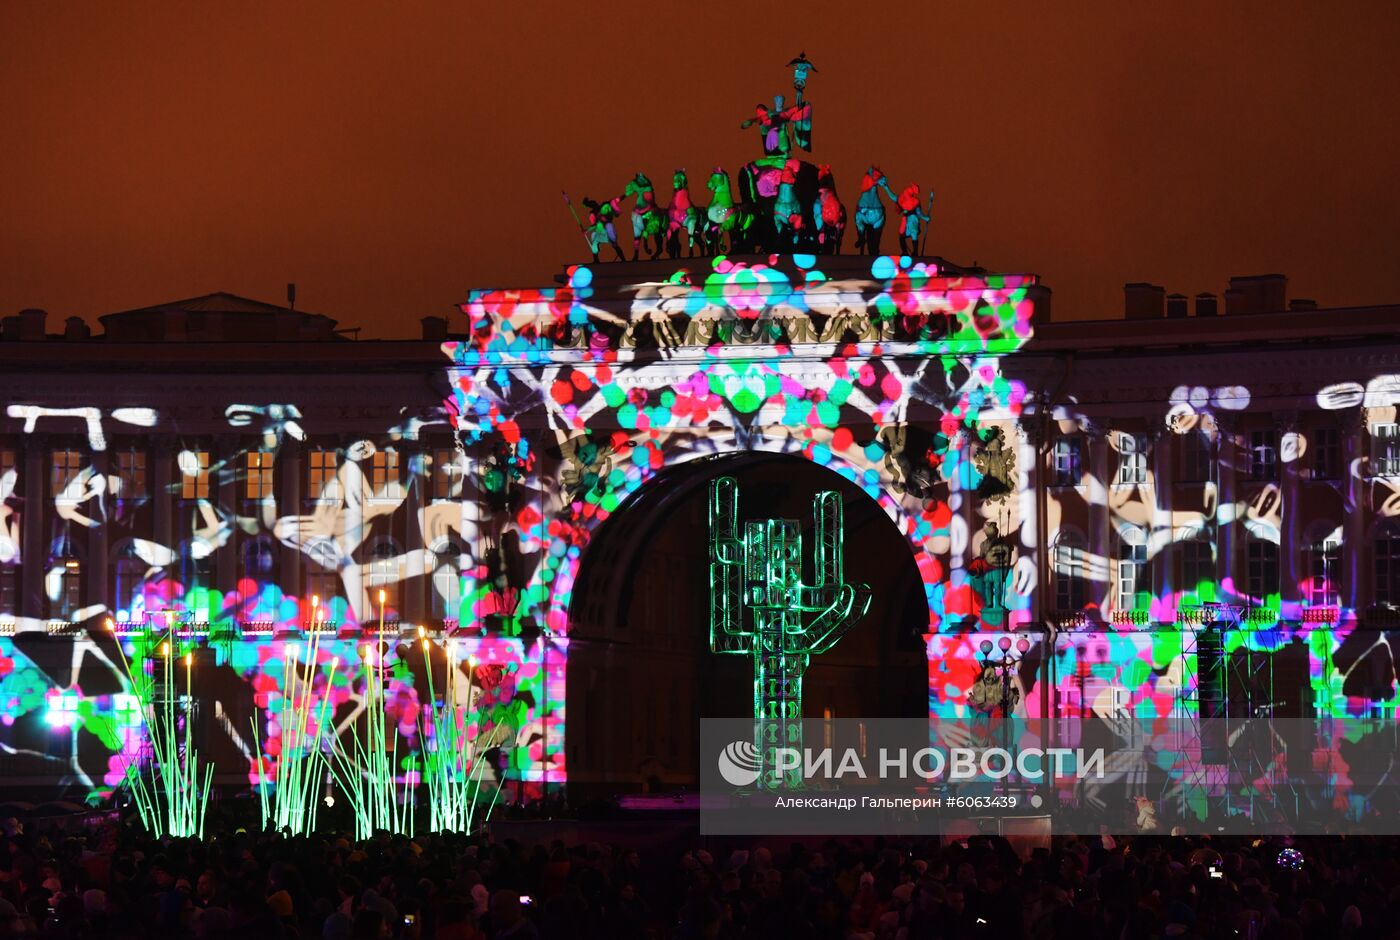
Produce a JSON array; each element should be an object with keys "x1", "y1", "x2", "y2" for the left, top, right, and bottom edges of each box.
[{"x1": 708, "y1": 476, "x2": 871, "y2": 788}]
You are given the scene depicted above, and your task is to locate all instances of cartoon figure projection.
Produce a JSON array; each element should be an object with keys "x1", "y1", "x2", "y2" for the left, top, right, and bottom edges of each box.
[{"x1": 708, "y1": 476, "x2": 871, "y2": 789}]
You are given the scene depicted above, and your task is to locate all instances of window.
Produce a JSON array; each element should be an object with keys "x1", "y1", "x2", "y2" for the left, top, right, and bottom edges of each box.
[
  {"x1": 1249, "y1": 430, "x2": 1278, "y2": 481},
  {"x1": 179, "y1": 450, "x2": 210, "y2": 500},
  {"x1": 370, "y1": 448, "x2": 401, "y2": 498},
  {"x1": 1377, "y1": 530, "x2": 1400, "y2": 607},
  {"x1": 51, "y1": 449, "x2": 83, "y2": 496},
  {"x1": 0, "y1": 447, "x2": 17, "y2": 483},
  {"x1": 432, "y1": 448, "x2": 459, "y2": 500},
  {"x1": 1305, "y1": 529, "x2": 1341, "y2": 607},
  {"x1": 245, "y1": 451, "x2": 274, "y2": 500},
  {"x1": 1180, "y1": 431, "x2": 1212, "y2": 483},
  {"x1": 1050, "y1": 438, "x2": 1082, "y2": 487},
  {"x1": 48, "y1": 537, "x2": 83, "y2": 619},
  {"x1": 113, "y1": 544, "x2": 145, "y2": 620},
  {"x1": 308, "y1": 449, "x2": 340, "y2": 502},
  {"x1": 0, "y1": 565, "x2": 16, "y2": 616},
  {"x1": 241, "y1": 537, "x2": 277, "y2": 586},
  {"x1": 1053, "y1": 531, "x2": 1087, "y2": 611},
  {"x1": 1117, "y1": 434, "x2": 1148, "y2": 484},
  {"x1": 1373, "y1": 424, "x2": 1400, "y2": 477},
  {"x1": 368, "y1": 541, "x2": 400, "y2": 617},
  {"x1": 1116, "y1": 528, "x2": 1147, "y2": 610},
  {"x1": 1181, "y1": 536, "x2": 1215, "y2": 596},
  {"x1": 306, "y1": 570, "x2": 340, "y2": 616},
  {"x1": 430, "y1": 539, "x2": 465, "y2": 621},
  {"x1": 114, "y1": 448, "x2": 148, "y2": 500},
  {"x1": 181, "y1": 554, "x2": 213, "y2": 591},
  {"x1": 1246, "y1": 538, "x2": 1280, "y2": 606},
  {"x1": 1311, "y1": 427, "x2": 1340, "y2": 480}
]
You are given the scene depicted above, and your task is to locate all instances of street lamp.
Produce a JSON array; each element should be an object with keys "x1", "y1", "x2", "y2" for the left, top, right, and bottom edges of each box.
[{"x1": 977, "y1": 635, "x2": 1031, "y2": 787}]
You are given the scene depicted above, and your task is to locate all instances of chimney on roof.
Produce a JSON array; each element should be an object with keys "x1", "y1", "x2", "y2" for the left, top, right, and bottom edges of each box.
[
  {"x1": 18, "y1": 309, "x2": 46, "y2": 341},
  {"x1": 1124, "y1": 283, "x2": 1165, "y2": 319},
  {"x1": 421, "y1": 316, "x2": 448, "y2": 343},
  {"x1": 63, "y1": 316, "x2": 91, "y2": 341},
  {"x1": 1195, "y1": 292, "x2": 1218, "y2": 317},
  {"x1": 1224, "y1": 274, "x2": 1287, "y2": 315},
  {"x1": 1166, "y1": 293, "x2": 1189, "y2": 318},
  {"x1": 1289, "y1": 298, "x2": 1318, "y2": 311}
]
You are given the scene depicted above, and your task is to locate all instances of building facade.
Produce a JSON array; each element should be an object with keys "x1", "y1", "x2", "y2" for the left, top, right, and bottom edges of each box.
[{"x1": 2, "y1": 262, "x2": 1398, "y2": 828}]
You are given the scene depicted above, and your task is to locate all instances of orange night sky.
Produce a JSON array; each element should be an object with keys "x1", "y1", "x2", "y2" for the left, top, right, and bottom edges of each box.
[{"x1": 2, "y1": 1, "x2": 1398, "y2": 337}]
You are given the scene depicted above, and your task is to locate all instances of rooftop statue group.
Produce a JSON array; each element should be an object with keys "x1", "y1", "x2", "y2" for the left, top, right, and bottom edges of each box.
[{"x1": 565, "y1": 55, "x2": 934, "y2": 263}]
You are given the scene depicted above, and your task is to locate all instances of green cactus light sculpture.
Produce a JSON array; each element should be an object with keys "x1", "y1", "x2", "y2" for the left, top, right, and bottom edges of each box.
[{"x1": 709, "y1": 476, "x2": 872, "y2": 788}]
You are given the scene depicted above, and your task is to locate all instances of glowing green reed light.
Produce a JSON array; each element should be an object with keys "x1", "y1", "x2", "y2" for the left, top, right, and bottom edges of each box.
[
  {"x1": 252, "y1": 615, "x2": 338, "y2": 836},
  {"x1": 419, "y1": 641, "x2": 502, "y2": 833},
  {"x1": 106, "y1": 618, "x2": 213, "y2": 839},
  {"x1": 708, "y1": 477, "x2": 871, "y2": 788},
  {"x1": 326, "y1": 609, "x2": 415, "y2": 839}
]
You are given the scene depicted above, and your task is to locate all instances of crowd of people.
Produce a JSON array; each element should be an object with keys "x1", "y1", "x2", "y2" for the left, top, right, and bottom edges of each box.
[{"x1": 2, "y1": 806, "x2": 1399, "y2": 939}]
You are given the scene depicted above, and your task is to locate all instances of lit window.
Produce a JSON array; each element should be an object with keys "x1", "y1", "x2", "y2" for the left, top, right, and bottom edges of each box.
[
  {"x1": 433, "y1": 448, "x2": 459, "y2": 500},
  {"x1": 1117, "y1": 434, "x2": 1148, "y2": 485},
  {"x1": 1373, "y1": 424, "x2": 1400, "y2": 477},
  {"x1": 1246, "y1": 538, "x2": 1280, "y2": 606},
  {"x1": 245, "y1": 451, "x2": 275, "y2": 500},
  {"x1": 430, "y1": 540, "x2": 465, "y2": 621},
  {"x1": 369, "y1": 541, "x2": 400, "y2": 617},
  {"x1": 1116, "y1": 529, "x2": 1147, "y2": 610},
  {"x1": 51, "y1": 449, "x2": 83, "y2": 496},
  {"x1": 1249, "y1": 430, "x2": 1278, "y2": 481},
  {"x1": 308, "y1": 449, "x2": 340, "y2": 502},
  {"x1": 1053, "y1": 532, "x2": 1086, "y2": 611},
  {"x1": 179, "y1": 450, "x2": 210, "y2": 500},
  {"x1": 1311, "y1": 427, "x2": 1340, "y2": 480},
  {"x1": 1376, "y1": 531, "x2": 1400, "y2": 607},
  {"x1": 1051, "y1": 438, "x2": 1081, "y2": 487},
  {"x1": 114, "y1": 448, "x2": 148, "y2": 500},
  {"x1": 0, "y1": 447, "x2": 17, "y2": 484},
  {"x1": 371, "y1": 449, "x2": 401, "y2": 498},
  {"x1": 1306, "y1": 530, "x2": 1341, "y2": 607}
]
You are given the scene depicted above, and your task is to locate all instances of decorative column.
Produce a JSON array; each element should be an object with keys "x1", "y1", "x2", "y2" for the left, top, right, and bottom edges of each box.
[
  {"x1": 279, "y1": 435, "x2": 303, "y2": 612},
  {"x1": 20, "y1": 433, "x2": 46, "y2": 621},
  {"x1": 1087, "y1": 428, "x2": 1111, "y2": 612},
  {"x1": 1278, "y1": 412, "x2": 1301, "y2": 605}
]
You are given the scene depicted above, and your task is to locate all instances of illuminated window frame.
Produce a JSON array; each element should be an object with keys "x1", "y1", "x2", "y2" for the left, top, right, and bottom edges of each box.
[
  {"x1": 114, "y1": 447, "x2": 148, "y2": 500},
  {"x1": 432, "y1": 447, "x2": 459, "y2": 500},
  {"x1": 308, "y1": 448, "x2": 340, "y2": 503},
  {"x1": 1249, "y1": 430, "x2": 1278, "y2": 481},
  {"x1": 1305, "y1": 527, "x2": 1341, "y2": 608},
  {"x1": 245, "y1": 450, "x2": 275, "y2": 500},
  {"x1": 1116, "y1": 528, "x2": 1147, "y2": 611},
  {"x1": 1373, "y1": 424, "x2": 1400, "y2": 477},
  {"x1": 1117, "y1": 434, "x2": 1148, "y2": 485},
  {"x1": 180, "y1": 450, "x2": 211, "y2": 500},
  {"x1": 1053, "y1": 530, "x2": 1087, "y2": 611},
  {"x1": 51, "y1": 448, "x2": 83, "y2": 496},
  {"x1": 370, "y1": 448, "x2": 402, "y2": 501},
  {"x1": 1050, "y1": 437, "x2": 1082, "y2": 488}
]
